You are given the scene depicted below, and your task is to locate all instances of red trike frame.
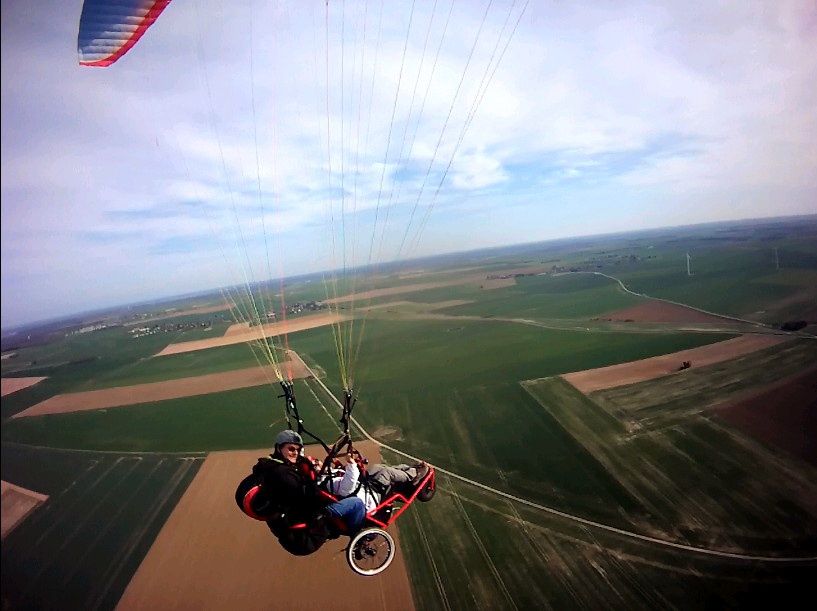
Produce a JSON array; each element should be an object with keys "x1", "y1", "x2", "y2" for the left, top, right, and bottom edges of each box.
[{"x1": 311, "y1": 465, "x2": 436, "y2": 531}]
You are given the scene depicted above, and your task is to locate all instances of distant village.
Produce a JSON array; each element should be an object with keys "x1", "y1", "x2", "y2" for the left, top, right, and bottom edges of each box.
[
  {"x1": 69, "y1": 323, "x2": 110, "y2": 335},
  {"x1": 128, "y1": 301, "x2": 326, "y2": 338},
  {"x1": 128, "y1": 321, "x2": 213, "y2": 338},
  {"x1": 266, "y1": 301, "x2": 326, "y2": 318}
]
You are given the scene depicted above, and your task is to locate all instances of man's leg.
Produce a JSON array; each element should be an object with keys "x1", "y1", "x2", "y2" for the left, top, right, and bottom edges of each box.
[
  {"x1": 326, "y1": 496, "x2": 366, "y2": 532},
  {"x1": 367, "y1": 464, "x2": 415, "y2": 488}
]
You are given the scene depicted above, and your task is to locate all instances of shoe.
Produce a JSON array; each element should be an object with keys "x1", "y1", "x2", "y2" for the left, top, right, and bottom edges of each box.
[{"x1": 410, "y1": 462, "x2": 430, "y2": 486}]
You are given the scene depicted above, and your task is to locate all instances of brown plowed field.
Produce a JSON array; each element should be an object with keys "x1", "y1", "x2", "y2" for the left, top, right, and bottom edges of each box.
[
  {"x1": 360, "y1": 299, "x2": 473, "y2": 312},
  {"x1": 116, "y1": 442, "x2": 414, "y2": 611},
  {"x1": 485, "y1": 266, "x2": 550, "y2": 277},
  {"x1": 480, "y1": 278, "x2": 516, "y2": 289},
  {"x1": 1, "y1": 481, "x2": 48, "y2": 540},
  {"x1": 715, "y1": 366, "x2": 817, "y2": 466},
  {"x1": 562, "y1": 335, "x2": 787, "y2": 393},
  {"x1": 156, "y1": 313, "x2": 346, "y2": 356},
  {"x1": 323, "y1": 267, "x2": 548, "y2": 305},
  {"x1": 598, "y1": 300, "x2": 729, "y2": 323},
  {"x1": 13, "y1": 361, "x2": 309, "y2": 418},
  {"x1": 323, "y1": 275, "x2": 487, "y2": 304},
  {"x1": 224, "y1": 321, "x2": 251, "y2": 336},
  {"x1": 1, "y1": 377, "x2": 47, "y2": 397},
  {"x1": 398, "y1": 265, "x2": 484, "y2": 279}
]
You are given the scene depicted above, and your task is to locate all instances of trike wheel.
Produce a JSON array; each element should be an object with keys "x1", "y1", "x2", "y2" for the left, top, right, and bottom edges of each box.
[
  {"x1": 417, "y1": 477, "x2": 436, "y2": 502},
  {"x1": 347, "y1": 527, "x2": 395, "y2": 576}
]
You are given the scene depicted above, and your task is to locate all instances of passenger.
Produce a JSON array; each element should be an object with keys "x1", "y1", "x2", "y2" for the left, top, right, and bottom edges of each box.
[{"x1": 320, "y1": 451, "x2": 430, "y2": 513}]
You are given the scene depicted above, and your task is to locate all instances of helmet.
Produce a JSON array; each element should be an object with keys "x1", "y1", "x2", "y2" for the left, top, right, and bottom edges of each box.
[{"x1": 275, "y1": 429, "x2": 303, "y2": 448}]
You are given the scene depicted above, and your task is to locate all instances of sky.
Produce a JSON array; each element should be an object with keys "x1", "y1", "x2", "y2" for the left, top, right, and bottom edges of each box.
[{"x1": 2, "y1": 0, "x2": 816, "y2": 329}]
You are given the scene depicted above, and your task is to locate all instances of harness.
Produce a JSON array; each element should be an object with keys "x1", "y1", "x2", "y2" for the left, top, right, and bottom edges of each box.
[
  {"x1": 238, "y1": 382, "x2": 367, "y2": 540},
  {"x1": 279, "y1": 381, "x2": 362, "y2": 479}
]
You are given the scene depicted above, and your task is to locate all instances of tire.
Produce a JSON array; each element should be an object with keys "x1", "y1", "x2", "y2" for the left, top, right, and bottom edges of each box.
[
  {"x1": 417, "y1": 477, "x2": 436, "y2": 502},
  {"x1": 235, "y1": 473, "x2": 271, "y2": 520},
  {"x1": 235, "y1": 473, "x2": 260, "y2": 510},
  {"x1": 346, "y1": 528, "x2": 395, "y2": 576}
]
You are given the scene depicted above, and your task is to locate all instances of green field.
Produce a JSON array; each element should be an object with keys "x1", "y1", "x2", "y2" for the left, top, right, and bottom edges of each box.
[
  {"x1": 1, "y1": 443, "x2": 203, "y2": 611},
  {"x1": 1, "y1": 379, "x2": 342, "y2": 452},
  {"x1": 1, "y1": 313, "x2": 233, "y2": 379},
  {"x1": 397, "y1": 475, "x2": 814, "y2": 611},
  {"x1": 287, "y1": 318, "x2": 736, "y2": 527},
  {"x1": 421, "y1": 273, "x2": 645, "y2": 319},
  {"x1": 523, "y1": 374, "x2": 817, "y2": 552},
  {"x1": 611, "y1": 241, "x2": 817, "y2": 323},
  {"x1": 0, "y1": 317, "x2": 237, "y2": 418},
  {"x1": 2, "y1": 218, "x2": 816, "y2": 609},
  {"x1": 590, "y1": 340, "x2": 817, "y2": 429},
  {"x1": 74, "y1": 343, "x2": 288, "y2": 391}
]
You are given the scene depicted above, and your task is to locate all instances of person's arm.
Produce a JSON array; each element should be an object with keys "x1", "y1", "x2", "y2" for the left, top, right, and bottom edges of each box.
[
  {"x1": 324, "y1": 469, "x2": 344, "y2": 494},
  {"x1": 268, "y1": 462, "x2": 321, "y2": 506},
  {"x1": 335, "y1": 460, "x2": 360, "y2": 497}
]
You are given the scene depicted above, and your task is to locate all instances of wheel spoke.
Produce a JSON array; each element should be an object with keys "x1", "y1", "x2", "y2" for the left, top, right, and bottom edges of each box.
[{"x1": 347, "y1": 528, "x2": 395, "y2": 575}]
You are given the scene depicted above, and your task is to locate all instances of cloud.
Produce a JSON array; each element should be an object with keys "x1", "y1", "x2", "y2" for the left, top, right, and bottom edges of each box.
[{"x1": 2, "y1": 0, "x2": 816, "y2": 327}]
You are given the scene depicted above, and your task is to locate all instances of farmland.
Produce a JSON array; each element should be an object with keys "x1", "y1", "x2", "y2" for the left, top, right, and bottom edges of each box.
[
  {"x1": 1, "y1": 380, "x2": 342, "y2": 452},
  {"x1": 2, "y1": 218, "x2": 816, "y2": 609},
  {"x1": 397, "y1": 474, "x2": 814, "y2": 611},
  {"x1": 523, "y1": 372, "x2": 817, "y2": 551},
  {"x1": 588, "y1": 340, "x2": 817, "y2": 431},
  {"x1": 289, "y1": 319, "x2": 735, "y2": 525},
  {"x1": 1, "y1": 443, "x2": 203, "y2": 611},
  {"x1": 422, "y1": 272, "x2": 646, "y2": 319},
  {"x1": 73, "y1": 343, "x2": 289, "y2": 391},
  {"x1": 0, "y1": 322, "x2": 234, "y2": 420}
]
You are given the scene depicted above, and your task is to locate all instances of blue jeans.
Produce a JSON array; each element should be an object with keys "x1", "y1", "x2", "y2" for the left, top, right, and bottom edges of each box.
[{"x1": 326, "y1": 496, "x2": 366, "y2": 532}]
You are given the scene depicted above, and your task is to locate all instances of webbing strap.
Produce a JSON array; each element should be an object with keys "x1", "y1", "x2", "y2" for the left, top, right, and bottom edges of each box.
[
  {"x1": 279, "y1": 380, "x2": 332, "y2": 455},
  {"x1": 278, "y1": 383, "x2": 363, "y2": 479}
]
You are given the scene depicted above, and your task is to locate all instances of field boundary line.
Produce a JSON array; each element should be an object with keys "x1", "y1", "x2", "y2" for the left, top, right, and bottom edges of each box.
[
  {"x1": 302, "y1": 357, "x2": 817, "y2": 563},
  {"x1": 58, "y1": 459, "x2": 167, "y2": 587},
  {"x1": 504, "y1": 498, "x2": 553, "y2": 573},
  {"x1": 30, "y1": 458, "x2": 127, "y2": 547},
  {"x1": 451, "y1": 489, "x2": 518, "y2": 610},
  {"x1": 1, "y1": 440, "x2": 207, "y2": 458},
  {"x1": 560, "y1": 271, "x2": 814, "y2": 338},
  {"x1": 88, "y1": 458, "x2": 198, "y2": 611},
  {"x1": 411, "y1": 507, "x2": 451, "y2": 611},
  {"x1": 377, "y1": 309, "x2": 763, "y2": 337},
  {"x1": 17, "y1": 458, "x2": 142, "y2": 605}
]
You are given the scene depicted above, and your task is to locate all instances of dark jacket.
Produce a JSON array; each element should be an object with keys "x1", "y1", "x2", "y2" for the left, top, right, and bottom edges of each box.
[
  {"x1": 252, "y1": 454, "x2": 323, "y2": 520},
  {"x1": 252, "y1": 453, "x2": 332, "y2": 555}
]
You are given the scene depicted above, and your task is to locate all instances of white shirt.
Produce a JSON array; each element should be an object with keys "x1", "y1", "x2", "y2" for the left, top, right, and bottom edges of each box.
[{"x1": 323, "y1": 461, "x2": 380, "y2": 513}]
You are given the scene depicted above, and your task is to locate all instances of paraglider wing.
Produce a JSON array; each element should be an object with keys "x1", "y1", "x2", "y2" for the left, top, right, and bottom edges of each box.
[{"x1": 77, "y1": 0, "x2": 172, "y2": 67}]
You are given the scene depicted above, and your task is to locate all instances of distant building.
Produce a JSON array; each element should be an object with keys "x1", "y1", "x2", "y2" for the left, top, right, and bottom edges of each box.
[{"x1": 73, "y1": 323, "x2": 108, "y2": 335}]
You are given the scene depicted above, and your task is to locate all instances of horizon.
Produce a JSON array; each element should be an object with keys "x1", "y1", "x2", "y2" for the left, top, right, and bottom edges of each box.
[
  {"x1": 3, "y1": 1, "x2": 816, "y2": 330},
  {"x1": 2, "y1": 212, "x2": 813, "y2": 332}
]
